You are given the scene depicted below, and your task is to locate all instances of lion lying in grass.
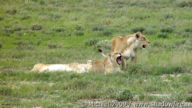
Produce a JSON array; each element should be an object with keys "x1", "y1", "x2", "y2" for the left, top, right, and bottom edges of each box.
[
  {"x1": 31, "y1": 52, "x2": 122, "y2": 73},
  {"x1": 31, "y1": 60, "x2": 92, "y2": 73}
]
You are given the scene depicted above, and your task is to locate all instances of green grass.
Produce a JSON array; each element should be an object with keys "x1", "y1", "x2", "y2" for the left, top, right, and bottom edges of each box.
[{"x1": 0, "y1": 0, "x2": 192, "y2": 107}]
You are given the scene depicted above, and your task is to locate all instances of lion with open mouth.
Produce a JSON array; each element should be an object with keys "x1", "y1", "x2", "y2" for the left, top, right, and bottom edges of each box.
[{"x1": 91, "y1": 51, "x2": 122, "y2": 73}]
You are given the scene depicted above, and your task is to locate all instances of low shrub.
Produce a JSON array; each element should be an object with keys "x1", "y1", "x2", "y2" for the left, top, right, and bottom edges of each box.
[
  {"x1": 92, "y1": 25, "x2": 104, "y2": 31},
  {"x1": 177, "y1": 1, "x2": 192, "y2": 8},
  {"x1": 52, "y1": 27, "x2": 65, "y2": 32},
  {"x1": 47, "y1": 43, "x2": 59, "y2": 49},
  {"x1": 116, "y1": 89, "x2": 133, "y2": 101},
  {"x1": 186, "y1": 96, "x2": 192, "y2": 102},
  {"x1": 39, "y1": 0, "x2": 45, "y2": 5},
  {"x1": 144, "y1": 27, "x2": 158, "y2": 35},
  {"x1": 75, "y1": 25, "x2": 83, "y2": 30},
  {"x1": 160, "y1": 27, "x2": 174, "y2": 33},
  {"x1": 0, "y1": 86, "x2": 12, "y2": 96},
  {"x1": 103, "y1": 29, "x2": 112, "y2": 36},
  {"x1": 131, "y1": 27, "x2": 145, "y2": 33},
  {"x1": 164, "y1": 14, "x2": 174, "y2": 19},
  {"x1": 84, "y1": 39, "x2": 100, "y2": 46},
  {"x1": 182, "y1": 32, "x2": 191, "y2": 38},
  {"x1": 185, "y1": 28, "x2": 192, "y2": 32},
  {"x1": 21, "y1": 15, "x2": 30, "y2": 20},
  {"x1": 13, "y1": 27, "x2": 22, "y2": 31},
  {"x1": 0, "y1": 43, "x2": 2, "y2": 49},
  {"x1": 3, "y1": 26, "x2": 14, "y2": 35},
  {"x1": 31, "y1": 24, "x2": 42, "y2": 30},
  {"x1": 92, "y1": 25, "x2": 112, "y2": 36},
  {"x1": 14, "y1": 41, "x2": 34, "y2": 50},
  {"x1": 75, "y1": 30, "x2": 84, "y2": 36},
  {"x1": 36, "y1": 40, "x2": 42, "y2": 46},
  {"x1": 0, "y1": 17, "x2": 4, "y2": 21},
  {"x1": 6, "y1": 9, "x2": 17, "y2": 15},
  {"x1": 158, "y1": 33, "x2": 168, "y2": 38}
]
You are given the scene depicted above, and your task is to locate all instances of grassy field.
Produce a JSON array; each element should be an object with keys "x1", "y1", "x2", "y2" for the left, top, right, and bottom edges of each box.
[{"x1": 0, "y1": 0, "x2": 192, "y2": 107}]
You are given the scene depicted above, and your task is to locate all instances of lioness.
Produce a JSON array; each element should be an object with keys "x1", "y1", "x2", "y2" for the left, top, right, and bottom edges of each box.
[
  {"x1": 111, "y1": 32, "x2": 149, "y2": 70},
  {"x1": 31, "y1": 60, "x2": 92, "y2": 73},
  {"x1": 91, "y1": 52, "x2": 122, "y2": 73},
  {"x1": 32, "y1": 52, "x2": 121, "y2": 74}
]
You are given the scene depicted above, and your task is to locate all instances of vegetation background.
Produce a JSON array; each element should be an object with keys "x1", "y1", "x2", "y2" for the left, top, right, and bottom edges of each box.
[{"x1": 0, "y1": 0, "x2": 192, "y2": 107}]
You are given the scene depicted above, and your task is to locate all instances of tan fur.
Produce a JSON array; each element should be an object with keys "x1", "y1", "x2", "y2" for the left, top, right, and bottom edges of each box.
[
  {"x1": 31, "y1": 64, "x2": 50, "y2": 72},
  {"x1": 31, "y1": 60, "x2": 92, "y2": 73},
  {"x1": 31, "y1": 53, "x2": 121, "y2": 74},
  {"x1": 111, "y1": 32, "x2": 150, "y2": 70},
  {"x1": 91, "y1": 52, "x2": 121, "y2": 74}
]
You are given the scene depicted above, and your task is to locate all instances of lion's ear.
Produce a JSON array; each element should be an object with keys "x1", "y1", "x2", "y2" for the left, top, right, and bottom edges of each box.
[{"x1": 136, "y1": 32, "x2": 141, "y2": 38}]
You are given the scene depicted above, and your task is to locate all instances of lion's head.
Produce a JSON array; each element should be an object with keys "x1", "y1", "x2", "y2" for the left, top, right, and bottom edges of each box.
[
  {"x1": 108, "y1": 52, "x2": 122, "y2": 65},
  {"x1": 135, "y1": 32, "x2": 150, "y2": 48}
]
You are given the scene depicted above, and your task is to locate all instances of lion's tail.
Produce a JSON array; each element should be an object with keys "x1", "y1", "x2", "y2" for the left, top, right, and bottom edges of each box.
[{"x1": 98, "y1": 49, "x2": 106, "y2": 57}]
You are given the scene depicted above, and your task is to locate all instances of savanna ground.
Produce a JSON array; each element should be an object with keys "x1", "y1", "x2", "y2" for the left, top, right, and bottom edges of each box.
[{"x1": 0, "y1": 0, "x2": 192, "y2": 107}]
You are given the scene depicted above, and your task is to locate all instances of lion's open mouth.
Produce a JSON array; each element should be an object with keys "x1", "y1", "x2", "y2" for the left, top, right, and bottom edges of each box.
[{"x1": 116, "y1": 56, "x2": 122, "y2": 65}]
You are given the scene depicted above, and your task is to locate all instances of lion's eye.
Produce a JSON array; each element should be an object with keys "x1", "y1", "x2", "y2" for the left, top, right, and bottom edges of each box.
[{"x1": 142, "y1": 37, "x2": 146, "y2": 41}]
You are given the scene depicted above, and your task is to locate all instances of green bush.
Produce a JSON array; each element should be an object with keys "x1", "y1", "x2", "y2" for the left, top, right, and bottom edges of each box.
[
  {"x1": 160, "y1": 27, "x2": 174, "y2": 33},
  {"x1": 3, "y1": 26, "x2": 14, "y2": 36},
  {"x1": 186, "y1": 96, "x2": 192, "y2": 102},
  {"x1": 185, "y1": 28, "x2": 192, "y2": 32},
  {"x1": 21, "y1": 15, "x2": 30, "y2": 20},
  {"x1": 116, "y1": 89, "x2": 133, "y2": 101},
  {"x1": 6, "y1": 9, "x2": 17, "y2": 15},
  {"x1": 92, "y1": 25, "x2": 104, "y2": 31},
  {"x1": 144, "y1": 27, "x2": 158, "y2": 35},
  {"x1": 13, "y1": 26, "x2": 22, "y2": 31},
  {"x1": 84, "y1": 38, "x2": 100, "y2": 46},
  {"x1": 75, "y1": 25, "x2": 83, "y2": 30},
  {"x1": 158, "y1": 33, "x2": 168, "y2": 38},
  {"x1": 164, "y1": 14, "x2": 174, "y2": 19},
  {"x1": 14, "y1": 41, "x2": 34, "y2": 50},
  {"x1": 177, "y1": 1, "x2": 192, "y2": 7},
  {"x1": 0, "y1": 86, "x2": 12, "y2": 96},
  {"x1": 103, "y1": 29, "x2": 112, "y2": 36},
  {"x1": 0, "y1": 17, "x2": 3, "y2": 21},
  {"x1": 182, "y1": 32, "x2": 191, "y2": 38},
  {"x1": 131, "y1": 27, "x2": 145, "y2": 33},
  {"x1": 0, "y1": 43, "x2": 2, "y2": 49},
  {"x1": 75, "y1": 30, "x2": 84, "y2": 36},
  {"x1": 31, "y1": 24, "x2": 42, "y2": 30},
  {"x1": 47, "y1": 43, "x2": 59, "y2": 49},
  {"x1": 52, "y1": 27, "x2": 65, "y2": 32},
  {"x1": 39, "y1": 0, "x2": 45, "y2": 5}
]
